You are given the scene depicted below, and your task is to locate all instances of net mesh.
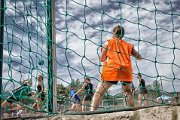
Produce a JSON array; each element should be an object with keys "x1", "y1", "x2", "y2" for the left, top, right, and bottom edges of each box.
[{"x1": 0, "y1": 0, "x2": 180, "y2": 117}]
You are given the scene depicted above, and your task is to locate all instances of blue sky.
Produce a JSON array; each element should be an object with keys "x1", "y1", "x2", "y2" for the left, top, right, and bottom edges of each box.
[{"x1": 3, "y1": 0, "x2": 180, "y2": 95}]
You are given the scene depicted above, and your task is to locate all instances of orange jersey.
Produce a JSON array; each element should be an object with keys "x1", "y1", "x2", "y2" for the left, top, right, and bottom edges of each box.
[{"x1": 101, "y1": 38, "x2": 133, "y2": 82}]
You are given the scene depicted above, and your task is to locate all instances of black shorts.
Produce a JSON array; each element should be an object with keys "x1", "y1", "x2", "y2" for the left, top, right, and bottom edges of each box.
[
  {"x1": 83, "y1": 93, "x2": 93, "y2": 101},
  {"x1": 107, "y1": 81, "x2": 118, "y2": 84},
  {"x1": 106, "y1": 81, "x2": 132, "y2": 85},
  {"x1": 121, "y1": 82, "x2": 132, "y2": 86},
  {"x1": 38, "y1": 92, "x2": 45, "y2": 101},
  {"x1": 40, "y1": 93, "x2": 45, "y2": 101},
  {"x1": 139, "y1": 88, "x2": 148, "y2": 94},
  {"x1": 7, "y1": 96, "x2": 19, "y2": 104}
]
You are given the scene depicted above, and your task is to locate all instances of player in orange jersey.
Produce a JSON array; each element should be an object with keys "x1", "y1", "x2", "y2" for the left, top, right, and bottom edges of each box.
[{"x1": 91, "y1": 25, "x2": 142, "y2": 111}]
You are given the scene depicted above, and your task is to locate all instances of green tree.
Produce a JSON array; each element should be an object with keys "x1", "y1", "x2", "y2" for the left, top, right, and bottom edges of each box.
[
  {"x1": 57, "y1": 83, "x2": 69, "y2": 105},
  {"x1": 57, "y1": 83, "x2": 69, "y2": 97},
  {"x1": 153, "y1": 80, "x2": 161, "y2": 92},
  {"x1": 57, "y1": 78, "x2": 83, "y2": 97},
  {"x1": 146, "y1": 84, "x2": 153, "y2": 91}
]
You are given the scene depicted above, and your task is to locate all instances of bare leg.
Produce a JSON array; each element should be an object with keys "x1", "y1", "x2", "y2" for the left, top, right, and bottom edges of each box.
[
  {"x1": 71, "y1": 104, "x2": 76, "y2": 111},
  {"x1": 123, "y1": 92, "x2": 128, "y2": 107},
  {"x1": 32, "y1": 102, "x2": 37, "y2": 109},
  {"x1": 76, "y1": 104, "x2": 82, "y2": 112},
  {"x1": 138, "y1": 94, "x2": 143, "y2": 107},
  {"x1": 82, "y1": 101, "x2": 90, "y2": 112},
  {"x1": 123, "y1": 84, "x2": 134, "y2": 107},
  {"x1": 10, "y1": 104, "x2": 24, "y2": 111},
  {"x1": 143, "y1": 94, "x2": 148, "y2": 106},
  {"x1": 36, "y1": 97, "x2": 41, "y2": 111},
  {"x1": 1, "y1": 100, "x2": 10, "y2": 108},
  {"x1": 90, "y1": 81, "x2": 112, "y2": 111}
]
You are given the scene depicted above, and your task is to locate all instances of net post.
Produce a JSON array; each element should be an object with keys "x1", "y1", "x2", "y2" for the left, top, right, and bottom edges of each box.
[
  {"x1": 47, "y1": 0, "x2": 57, "y2": 113},
  {"x1": 0, "y1": 0, "x2": 4, "y2": 118},
  {"x1": 52, "y1": 0, "x2": 57, "y2": 112}
]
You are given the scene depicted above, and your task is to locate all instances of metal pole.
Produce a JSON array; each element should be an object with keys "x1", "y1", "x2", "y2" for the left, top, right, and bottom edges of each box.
[
  {"x1": 0, "y1": 0, "x2": 5, "y2": 118},
  {"x1": 52, "y1": 0, "x2": 57, "y2": 112},
  {"x1": 47, "y1": 0, "x2": 57, "y2": 113}
]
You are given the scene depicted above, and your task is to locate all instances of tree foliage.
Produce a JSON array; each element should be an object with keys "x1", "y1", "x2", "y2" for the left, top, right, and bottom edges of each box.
[
  {"x1": 57, "y1": 79, "x2": 83, "y2": 97},
  {"x1": 153, "y1": 80, "x2": 161, "y2": 91}
]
